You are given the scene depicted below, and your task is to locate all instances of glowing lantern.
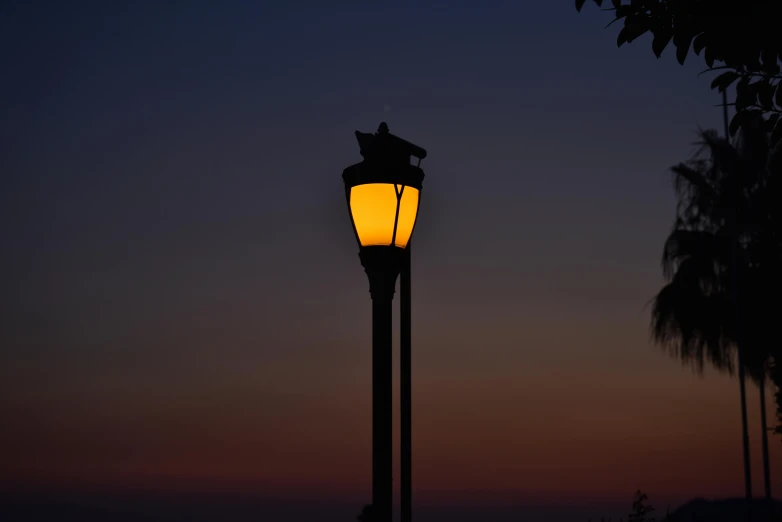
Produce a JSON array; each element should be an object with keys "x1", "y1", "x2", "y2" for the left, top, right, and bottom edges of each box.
[{"x1": 343, "y1": 123, "x2": 426, "y2": 251}]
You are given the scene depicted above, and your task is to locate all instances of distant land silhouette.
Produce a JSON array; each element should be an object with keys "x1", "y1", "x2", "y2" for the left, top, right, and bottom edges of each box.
[
  {"x1": 664, "y1": 497, "x2": 782, "y2": 522},
  {"x1": 0, "y1": 491, "x2": 358, "y2": 522},
  {"x1": 2, "y1": 490, "x2": 780, "y2": 521}
]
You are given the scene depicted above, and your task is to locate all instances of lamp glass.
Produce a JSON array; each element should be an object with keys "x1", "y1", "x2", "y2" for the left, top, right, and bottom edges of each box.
[{"x1": 349, "y1": 183, "x2": 419, "y2": 248}]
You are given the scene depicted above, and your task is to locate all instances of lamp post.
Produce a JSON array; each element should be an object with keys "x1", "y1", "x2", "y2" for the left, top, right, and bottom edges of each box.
[
  {"x1": 343, "y1": 122, "x2": 426, "y2": 522},
  {"x1": 400, "y1": 242, "x2": 412, "y2": 522}
]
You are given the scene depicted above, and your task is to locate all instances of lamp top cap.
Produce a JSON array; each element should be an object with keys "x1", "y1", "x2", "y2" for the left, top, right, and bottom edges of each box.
[{"x1": 354, "y1": 122, "x2": 427, "y2": 162}]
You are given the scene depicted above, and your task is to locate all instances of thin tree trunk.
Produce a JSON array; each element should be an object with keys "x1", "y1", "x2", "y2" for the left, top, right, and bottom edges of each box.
[
  {"x1": 737, "y1": 349, "x2": 753, "y2": 520},
  {"x1": 759, "y1": 371, "x2": 771, "y2": 500},
  {"x1": 724, "y1": 88, "x2": 753, "y2": 517}
]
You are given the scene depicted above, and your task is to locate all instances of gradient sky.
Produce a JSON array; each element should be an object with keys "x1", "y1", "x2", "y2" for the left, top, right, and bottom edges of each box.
[{"x1": 1, "y1": 1, "x2": 780, "y2": 521}]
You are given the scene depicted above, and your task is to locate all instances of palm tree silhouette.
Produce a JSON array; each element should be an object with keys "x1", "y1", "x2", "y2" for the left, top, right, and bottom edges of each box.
[
  {"x1": 726, "y1": 118, "x2": 780, "y2": 500},
  {"x1": 651, "y1": 119, "x2": 778, "y2": 502}
]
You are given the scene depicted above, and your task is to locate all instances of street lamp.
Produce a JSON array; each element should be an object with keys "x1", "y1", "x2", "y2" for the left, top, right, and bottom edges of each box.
[{"x1": 343, "y1": 122, "x2": 426, "y2": 522}]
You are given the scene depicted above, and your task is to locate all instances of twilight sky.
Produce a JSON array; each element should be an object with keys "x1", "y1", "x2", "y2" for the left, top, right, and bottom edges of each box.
[{"x1": 1, "y1": 1, "x2": 779, "y2": 521}]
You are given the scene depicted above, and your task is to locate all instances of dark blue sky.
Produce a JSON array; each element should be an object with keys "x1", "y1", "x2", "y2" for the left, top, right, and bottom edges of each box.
[{"x1": 2, "y1": 2, "x2": 776, "y2": 522}]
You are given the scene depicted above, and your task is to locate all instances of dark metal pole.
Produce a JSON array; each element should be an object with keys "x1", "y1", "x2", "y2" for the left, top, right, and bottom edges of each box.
[
  {"x1": 362, "y1": 248, "x2": 400, "y2": 522},
  {"x1": 724, "y1": 88, "x2": 753, "y2": 519},
  {"x1": 400, "y1": 243, "x2": 412, "y2": 522},
  {"x1": 371, "y1": 288, "x2": 393, "y2": 522}
]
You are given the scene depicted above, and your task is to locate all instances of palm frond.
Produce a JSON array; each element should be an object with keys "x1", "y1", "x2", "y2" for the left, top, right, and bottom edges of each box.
[
  {"x1": 696, "y1": 130, "x2": 740, "y2": 181},
  {"x1": 661, "y1": 230, "x2": 726, "y2": 287},
  {"x1": 650, "y1": 281, "x2": 734, "y2": 376},
  {"x1": 654, "y1": 119, "x2": 781, "y2": 412}
]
